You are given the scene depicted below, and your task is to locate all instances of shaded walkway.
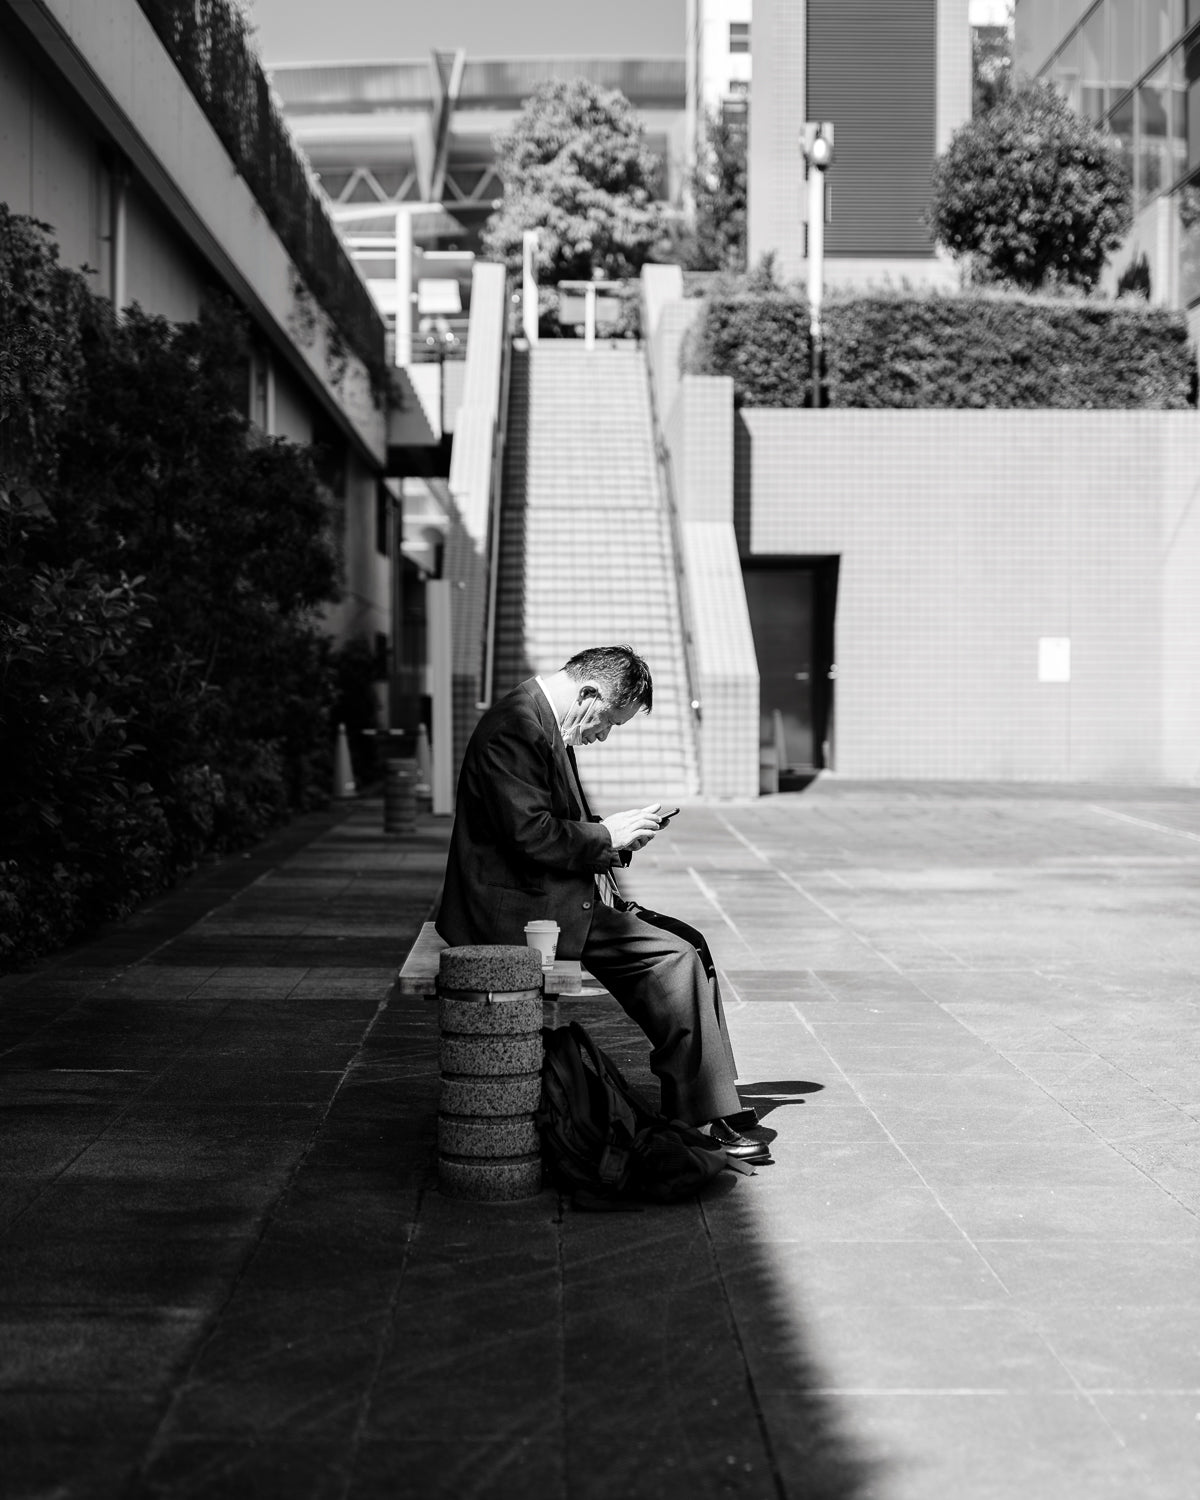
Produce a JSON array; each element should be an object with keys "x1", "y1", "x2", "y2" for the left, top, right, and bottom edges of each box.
[{"x1": 2, "y1": 784, "x2": 1199, "y2": 1498}]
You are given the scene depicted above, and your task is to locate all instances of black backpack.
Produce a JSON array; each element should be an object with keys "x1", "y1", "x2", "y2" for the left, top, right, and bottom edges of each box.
[{"x1": 536, "y1": 1021, "x2": 737, "y2": 1208}]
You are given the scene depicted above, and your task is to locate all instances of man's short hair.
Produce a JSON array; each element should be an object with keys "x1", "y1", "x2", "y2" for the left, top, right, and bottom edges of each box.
[{"x1": 562, "y1": 645, "x2": 653, "y2": 713}]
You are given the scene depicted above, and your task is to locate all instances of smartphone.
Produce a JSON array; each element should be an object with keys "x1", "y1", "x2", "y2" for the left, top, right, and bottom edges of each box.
[{"x1": 658, "y1": 807, "x2": 681, "y2": 825}]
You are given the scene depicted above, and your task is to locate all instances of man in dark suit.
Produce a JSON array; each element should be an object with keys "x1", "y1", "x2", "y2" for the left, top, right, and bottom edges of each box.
[{"x1": 436, "y1": 645, "x2": 768, "y2": 1163}]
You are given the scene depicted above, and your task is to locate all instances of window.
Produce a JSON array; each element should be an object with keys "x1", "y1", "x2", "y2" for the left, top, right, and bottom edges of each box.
[
  {"x1": 1081, "y1": 4, "x2": 1109, "y2": 118},
  {"x1": 1110, "y1": 0, "x2": 1137, "y2": 95},
  {"x1": 1174, "y1": 175, "x2": 1200, "y2": 305},
  {"x1": 1052, "y1": 31, "x2": 1082, "y2": 111},
  {"x1": 1143, "y1": 0, "x2": 1184, "y2": 74},
  {"x1": 1185, "y1": 30, "x2": 1200, "y2": 169},
  {"x1": 729, "y1": 21, "x2": 750, "y2": 54},
  {"x1": 1108, "y1": 89, "x2": 1136, "y2": 196}
]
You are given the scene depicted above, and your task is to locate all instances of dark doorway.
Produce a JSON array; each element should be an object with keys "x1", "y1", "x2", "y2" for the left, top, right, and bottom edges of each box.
[{"x1": 743, "y1": 557, "x2": 840, "y2": 778}]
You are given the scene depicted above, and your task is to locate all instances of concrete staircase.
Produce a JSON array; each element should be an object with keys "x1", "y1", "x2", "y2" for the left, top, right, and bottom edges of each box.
[{"x1": 493, "y1": 341, "x2": 699, "y2": 806}]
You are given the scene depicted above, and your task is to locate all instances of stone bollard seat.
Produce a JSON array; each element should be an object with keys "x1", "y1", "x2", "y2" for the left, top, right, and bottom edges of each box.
[{"x1": 436, "y1": 945, "x2": 545, "y2": 1202}]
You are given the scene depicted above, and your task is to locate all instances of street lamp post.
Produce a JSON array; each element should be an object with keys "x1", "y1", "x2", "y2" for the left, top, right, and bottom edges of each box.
[
  {"x1": 522, "y1": 230, "x2": 539, "y2": 345},
  {"x1": 800, "y1": 122, "x2": 835, "y2": 409}
]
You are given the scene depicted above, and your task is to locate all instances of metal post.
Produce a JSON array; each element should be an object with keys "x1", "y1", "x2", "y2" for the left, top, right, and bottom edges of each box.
[
  {"x1": 428, "y1": 578, "x2": 454, "y2": 815},
  {"x1": 801, "y1": 122, "x2": 835, "y2": 410},
  {"x1": 111, "y1": 170, "x2": 127, "y2": 317},
  {"x1": 807, "y1": 164, "x2": 824, "y2": 408},
  {"x1": 584, "y1": 285, "x2": 596, "y2": 350},
  {"x1": 395, "y1": 209, "x2": 414, "y2": 368},
  {"x1": 522, "y1": 230, "x2": 539, "y2": 345}
]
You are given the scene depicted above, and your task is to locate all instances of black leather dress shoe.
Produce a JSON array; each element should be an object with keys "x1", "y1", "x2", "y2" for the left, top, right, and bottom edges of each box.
[{"x1": 703, "y1": 1117, "x2": 773, "y2": 1164}]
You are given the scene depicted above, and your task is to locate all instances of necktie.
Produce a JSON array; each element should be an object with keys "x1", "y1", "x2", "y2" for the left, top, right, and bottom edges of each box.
[{"x1": 565, "y1": 746, "x2": 623, "y2": 908}]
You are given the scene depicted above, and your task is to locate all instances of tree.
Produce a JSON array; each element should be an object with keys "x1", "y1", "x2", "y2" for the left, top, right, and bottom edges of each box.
[
  {"x1": 929, "y1": 80, "x2": 1132, "y2": 292},
  {"x1": 684, "y1": 109, "x2": 747, "y2": 272},
  {"x1": 972, "y1": 23, "x2": 1012, "y2": 116},
  {"x1": 483, "y1": 78, "x2": 667, "y2": 282}
]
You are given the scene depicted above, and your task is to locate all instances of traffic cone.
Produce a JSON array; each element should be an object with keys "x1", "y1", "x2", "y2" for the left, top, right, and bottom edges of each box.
[
  {"x1": 333, "y1": 722, "x2": 356, "y2": 799},
  {"x1": 414, "y1": 722, "x2": 433, "y2": 811}
]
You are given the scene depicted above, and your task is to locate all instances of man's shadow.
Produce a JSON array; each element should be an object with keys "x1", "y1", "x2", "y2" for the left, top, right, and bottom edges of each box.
[{"x1": 736, "y1": 1079, "x2": 823, "y2": 1142}]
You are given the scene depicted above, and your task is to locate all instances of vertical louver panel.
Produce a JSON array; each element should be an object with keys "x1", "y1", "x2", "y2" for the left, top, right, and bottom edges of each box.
[{"x1": 807, "y1": 0, "x2": 938, "y2": 257}]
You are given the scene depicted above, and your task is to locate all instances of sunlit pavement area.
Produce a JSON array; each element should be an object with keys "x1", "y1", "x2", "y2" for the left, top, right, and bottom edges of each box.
[{"x1": 2, "y1": 782, "x2": 1199, "y2": 1500}]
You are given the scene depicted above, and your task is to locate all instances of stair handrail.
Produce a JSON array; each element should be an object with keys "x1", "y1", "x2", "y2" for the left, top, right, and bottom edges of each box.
[
  {"x1": 641, "y1": 298, "x2": 702, "y2": 729},
  {"x1": 479, "y1": 277, "x2": 516, "y2": 710}
]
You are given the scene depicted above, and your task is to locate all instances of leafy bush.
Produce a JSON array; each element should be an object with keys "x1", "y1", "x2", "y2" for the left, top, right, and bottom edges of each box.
[
  {"x1": 681, "y1": 289, "x2": 812, "y2": 407},
  {"x1": 680, "y1": 286, "x2": 1196, "y2": 409},
  {"x1": 1, "y1": 207, "x2": 344, "y2": 967}
]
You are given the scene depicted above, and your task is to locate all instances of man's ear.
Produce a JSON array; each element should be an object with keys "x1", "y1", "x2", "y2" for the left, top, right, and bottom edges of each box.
[{"x1": 577, "y1": 684, "x2": 599, "y2": 702}]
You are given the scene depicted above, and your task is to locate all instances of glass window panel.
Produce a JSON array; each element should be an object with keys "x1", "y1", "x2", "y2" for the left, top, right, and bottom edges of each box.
[
  {"x1": 1014, "y1": 0, "x2": 1042, "y2": 76},
  {"x1": 1110, "y1": 0, "x2": 1136, "y2": 92},
  {"x1": 1139, "y1": 71, "x2": 1171, "y2": 200},
  {"x1": 1174, "y1": 179, "x2": 1200, "y2": 305},
  {"x1": 1144, "y1": 1, "x2": 1184, "y2": 72},
  {"x1": 1109, "y1": 89, "x2": 1136, "y2": 199},
  {"x1": 1186, "y1": 33, "x2": 1200, "y2": 168},
  {"x1": 1081, "y1": 4, "x2": 1110, "y2": 118},
  {"x1": 1054, "y1": 31, "x2": 1082, "y2": 109},
  {"x1": 1188, "y1": 0, "x2": 1200, "y2": 31},
  {"x1": 1163, "y1": 47, "x2": 1189, "y2": 190}
]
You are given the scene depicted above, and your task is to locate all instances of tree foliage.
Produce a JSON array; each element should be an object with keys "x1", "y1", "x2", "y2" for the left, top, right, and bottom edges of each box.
[
  {"x1": 682, "y1": 110, "x2": 747, "y2": 272},
  {"x1": 929, "y1": 81, "x2": 1132, "y2": 291},
  {"x1": 482, "y1": 78, "x2": 667, "y2": 282},
  {"x1": 1, "y1": 205, "x2": 345, "y2": 966},
  {"x1": 972, "y1": 23, "x2": 1013, "y2": 116}
]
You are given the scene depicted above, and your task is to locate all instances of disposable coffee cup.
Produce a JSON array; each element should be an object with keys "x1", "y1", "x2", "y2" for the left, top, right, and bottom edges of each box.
[{"x1": 524, "y1": 920, "x2": 560, "y2": 968}]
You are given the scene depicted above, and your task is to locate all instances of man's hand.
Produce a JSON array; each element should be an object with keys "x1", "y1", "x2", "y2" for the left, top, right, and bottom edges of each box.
[
  {"x1": 560, "y1": 694, "x2": 604, "y2": 747},
  {"x1": 602, "y1": 803, "x2": 662, "y2": 852}
]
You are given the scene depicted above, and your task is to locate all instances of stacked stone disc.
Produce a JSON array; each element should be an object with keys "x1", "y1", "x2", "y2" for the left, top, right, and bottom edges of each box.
[{"x1": 436, "y1": 945, "x2": 544, "y2": 1201}]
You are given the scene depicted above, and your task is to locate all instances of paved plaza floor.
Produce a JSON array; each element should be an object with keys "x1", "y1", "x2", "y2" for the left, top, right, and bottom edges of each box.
[{"x1": 2, "y1": 781, "x2": 1199, "y2": 1499}]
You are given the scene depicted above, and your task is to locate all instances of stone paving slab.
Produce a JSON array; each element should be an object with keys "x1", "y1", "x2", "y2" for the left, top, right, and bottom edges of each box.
[{"x1": 2, "y1": 784, "x2": 1200, "y2": 1498}]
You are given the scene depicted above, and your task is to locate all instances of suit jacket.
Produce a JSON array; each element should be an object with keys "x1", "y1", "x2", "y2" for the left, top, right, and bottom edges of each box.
[{"x1": 434, "y1": 679, "x2": 626, "y2": 957}]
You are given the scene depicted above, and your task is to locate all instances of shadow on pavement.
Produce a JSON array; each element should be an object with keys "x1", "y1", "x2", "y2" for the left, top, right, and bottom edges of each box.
[
  {"x1": 0, "y1": 809, "x2": 882, "y2": 1499},
  {"x1": 737, "y1": 1079, "x2": 825, "y2": 1124}
]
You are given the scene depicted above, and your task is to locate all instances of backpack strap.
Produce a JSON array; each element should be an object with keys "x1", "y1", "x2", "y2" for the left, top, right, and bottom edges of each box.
[
  {"x1": 569, "y1": 1021, "x2": 658, "y2": 1127},
  {"x1": 565, "y1": 1022, "x2": 639, "y2": 1186}
]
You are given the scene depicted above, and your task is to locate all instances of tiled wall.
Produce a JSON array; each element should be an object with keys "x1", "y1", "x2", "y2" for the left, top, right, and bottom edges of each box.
[
  {"x1": 746, "y1": 0, "x2": 808, "y2": 283},
  {"x1": 747, "y1": 0, "x2": 970, "y2": 286},
  {"x1": 444, "y1": 262, "x2": 508, "y2": 769},
  {"x1": 665, "y1": 376, "x2": 761, "y2": 798},
  {"x1": 1163, "y1": 422, "x2": 1200, "y2": 783},
  {"x1": 937, "y1": 0, "x2": 972, "y2": 153},
  {"x1": 741, "y1": 409, "x2": 1200, "y2": 783}
]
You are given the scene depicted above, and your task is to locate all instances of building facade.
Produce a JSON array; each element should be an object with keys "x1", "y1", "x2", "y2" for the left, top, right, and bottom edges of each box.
[
  {"x1": 1, "y1": 0, "x2": 396, "y2": 677},
  {"x1": 747, "y1": 0, "x2": 972, "y2": 285},
  {"x1": 686, "y1": 0, "x2": 753, "y2": 185},
  {"x1": 1015, "y1": 0, "x2": 1200, "y2": 337},
  {"x1": 269, "y1": 56, "x2": 687, "y2": 258}
]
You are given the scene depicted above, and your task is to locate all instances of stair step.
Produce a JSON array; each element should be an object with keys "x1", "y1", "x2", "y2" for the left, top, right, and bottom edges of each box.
[{"x1": 492, "y1": 344, "x2": 699, "y2": 795}]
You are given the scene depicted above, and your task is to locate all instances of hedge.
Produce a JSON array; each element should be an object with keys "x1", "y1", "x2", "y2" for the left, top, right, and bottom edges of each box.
[
  {"x1": 681, "y1": 288, "x2": 1196, "y2": 409},
  {"x1": 0, "y1": 207, "x2": 354, "y2": 968}
]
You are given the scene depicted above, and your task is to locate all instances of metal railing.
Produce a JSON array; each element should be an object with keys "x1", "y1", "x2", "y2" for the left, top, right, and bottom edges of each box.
[{"x1": 135, "y1": 0, "x2": 386, "y2": 383}]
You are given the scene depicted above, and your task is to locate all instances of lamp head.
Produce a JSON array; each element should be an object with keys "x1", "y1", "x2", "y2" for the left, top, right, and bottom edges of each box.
[{"x1": 801, "y1": 122, "x2": 836, "y2": 170}]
